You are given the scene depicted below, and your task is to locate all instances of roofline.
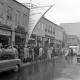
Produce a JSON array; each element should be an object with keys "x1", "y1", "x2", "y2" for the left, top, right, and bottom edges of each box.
[
  {"x1": 13, "y1": 0, "x2": 30, "y2": 10},
  {"x1": 43, "y1": 17, "x2": 63, "y2": 29},
  {"x1": 60, "y1": 22, "x2": 80, "y2": 25}
]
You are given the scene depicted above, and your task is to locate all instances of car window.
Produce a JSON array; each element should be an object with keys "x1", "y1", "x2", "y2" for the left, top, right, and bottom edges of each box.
[{"x1": 0, "y1": 54, "x2": 15, "y2": 60}]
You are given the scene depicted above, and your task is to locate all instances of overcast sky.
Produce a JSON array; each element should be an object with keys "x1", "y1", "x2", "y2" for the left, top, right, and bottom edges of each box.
[{"x1": 17, "y1": 0, "x2": 80, "y2": 25}]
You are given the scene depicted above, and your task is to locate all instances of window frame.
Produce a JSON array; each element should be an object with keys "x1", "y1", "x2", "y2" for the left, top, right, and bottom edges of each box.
[
  {"x1": 7, "y1": 6, "x2": 13, "y2": 20},
  {"x1": 0, "y1": 2, "x2": 3, "y2": 18},
  {"x1": 23, "y1": 14, "x2": 27, "y2": 26},
  {"x1": 15, "y1": 10, "x2": 20, "y2": 23}
]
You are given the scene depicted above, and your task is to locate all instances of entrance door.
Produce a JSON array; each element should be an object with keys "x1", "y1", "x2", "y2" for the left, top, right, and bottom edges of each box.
[
  {"x1": 15, "y1": 35, "x2": 21, "y2": 46},
  {"x1": 0, "y1": 35, "x2": 9, "y2": 46}
]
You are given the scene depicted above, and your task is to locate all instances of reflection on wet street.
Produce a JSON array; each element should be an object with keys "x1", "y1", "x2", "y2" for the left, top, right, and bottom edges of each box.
[{"x1": 0, "y1": 56, "x2": 80, "y2": 80}]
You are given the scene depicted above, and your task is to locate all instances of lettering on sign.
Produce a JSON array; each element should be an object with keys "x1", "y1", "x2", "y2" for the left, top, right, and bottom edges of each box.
[{"x1": 0, "y1": 29, "x2": 11, "y2": 36}]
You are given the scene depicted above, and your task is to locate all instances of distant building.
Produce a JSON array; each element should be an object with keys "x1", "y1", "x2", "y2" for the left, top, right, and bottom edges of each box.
[
  {"x1": 67, "y1": 35, "x2": 80, "y2": 46},
  {"x1": 60, "y1": 22, "x2": 80, "y2": 37},
  {"x1": 62, "y1": 31, "x2": 67, "y2": 47}
]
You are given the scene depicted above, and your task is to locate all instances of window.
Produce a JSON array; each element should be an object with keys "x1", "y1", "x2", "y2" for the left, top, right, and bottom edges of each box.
[
  {"x1": 15, "y1": 10, "x2": 20, "y2": 23},
  {"x1": 68, "y1": 38, "x2": 71, "y2": 41},
  {"x1": 45, "y1": 24, "x2": 47, "y2": 32},
  {"x1": 7, "y1": 6, "x2": 13, "y2": 20},
  {"x1": 53, "y1": 28, "x2": 55, "y2": 34},
  {"x1": 23, "y1": 14, "x2": 27, "y2": 25},
  {"x1": 41, "y1": 22, "x2": 44, "y2": 30},
  {"x1": 51, "y1": 27, "x2": 52, "y2": 33},
  {"x1": 48, "y1": 26, "x2": 50, "y2": 33},
  {"x1": 0, "y1": 3, "x2": 3, "y2": 18},
  {"x1": 37, "y1": 22, "x2": 40, "y2": 29},
  {"x1": 72, "y1": 38, "x2": 75, "y2": 41}
]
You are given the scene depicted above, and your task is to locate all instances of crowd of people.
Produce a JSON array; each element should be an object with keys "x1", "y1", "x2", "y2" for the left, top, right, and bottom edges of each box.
[
  {"x1": 0, "y1": 42, "x2": 77, "y2": 64},
  {"x1": 0, "y1": 43, "x2": 62, "y2": 63}
]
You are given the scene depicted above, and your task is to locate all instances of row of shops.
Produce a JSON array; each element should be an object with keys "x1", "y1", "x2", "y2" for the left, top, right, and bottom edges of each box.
[
  {"x1": 28, "y1": 34, "x2": 62, "y2": 49},
  {"x1": 0, "y1": 23, "x2": 27, "y2": 47}
]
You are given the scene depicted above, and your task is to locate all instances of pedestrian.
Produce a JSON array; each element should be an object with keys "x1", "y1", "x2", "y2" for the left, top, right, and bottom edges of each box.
[
  {"x1": 34, "y1": 45, "x2": 39, "y2": 61},
  {"x1": 28, "y1": 46, "x2": 33, "y2": 62},
  {"x1": 19, "y1": 45, "x2": 24, "y2": 62},
  {"x1": 12, "y1": 46, "x2": 18, "y2": 59},
  {"x1": 39, "y1": 46, "x2": 43, "y2": 61},
  {"x1": 65, "y1": 48, "x2": 69, "y2": 59},
  {"x1": 47, "y1": 48, "x2": 52, "y2": 60},
  {"x1": 23, "y1": 45, "x2": 29, "y2": 62}
]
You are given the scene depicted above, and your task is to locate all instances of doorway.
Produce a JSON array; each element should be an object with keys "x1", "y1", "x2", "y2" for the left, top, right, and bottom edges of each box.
[{"x1": 0, "y1": 35, "x2": 9, "y2": 46}]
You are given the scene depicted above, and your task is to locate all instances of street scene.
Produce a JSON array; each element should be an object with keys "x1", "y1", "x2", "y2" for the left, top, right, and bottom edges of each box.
[{"x1": 0, "y1": 0, "x2": 80, "y2": 80}]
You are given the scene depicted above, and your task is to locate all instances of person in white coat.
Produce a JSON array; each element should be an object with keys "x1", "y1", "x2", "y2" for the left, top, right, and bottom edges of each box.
[
  {"x1": 23, "y1": 45, "x2": 29, "y2": 62},
  {"x1": 39, "y1": 47, "x2": 43, "y2": 60}
]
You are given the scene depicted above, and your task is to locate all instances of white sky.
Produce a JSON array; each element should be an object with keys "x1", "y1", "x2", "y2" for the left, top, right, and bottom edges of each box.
[{"x1": 17, "y1": 0, "x2": 80, "y2": 25}]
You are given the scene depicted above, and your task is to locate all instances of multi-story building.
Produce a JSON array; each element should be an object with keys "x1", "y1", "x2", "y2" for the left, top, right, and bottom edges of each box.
[
  {"x1": 28, "y1": 17, "x2": 55, "y2": 47},
  {"x1": 54, "y1": 24, "x2": 63, "y2": 49},
  {"x1": 67, "y1": 35, "x2": 80, "y2": 46},
  {"x1": 63, "y1": 31, "x2": 68, "y2": 47},
  {"x1": 0, "y1": 0, "x2": 30, "y2": 46},
  {"x1": 29, "y1": 17, "x2": 63, "y2": 48},
  {"x1": 43, "y1": 17, "x2": 55, "y2": 47},
  {"x1": 60, "y1": 22, "x2": 80, "y2": 37}
]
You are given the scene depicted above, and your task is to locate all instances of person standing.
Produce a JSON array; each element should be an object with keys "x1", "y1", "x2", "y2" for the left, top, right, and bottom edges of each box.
[
  {"x1": 23, "y1": 45, "x2": 29, "y2": 62},
  {"x1": 39, "y1": 47, "x2": 43, "y2": 61},
  {"x1": 47, "y1": 48, "x2": 52, "y2": 60},
  {"x1": 19, "y1": 45, "x2": 24, "y2": 62},
  {"x1": 34, "y1": 45, "x2": 39, "y2": 61}
]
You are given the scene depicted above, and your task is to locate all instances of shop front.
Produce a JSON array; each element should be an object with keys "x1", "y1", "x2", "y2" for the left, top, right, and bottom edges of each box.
[
  {"x1": 15, "y1": 33, "x2": 26, "y2": 46},
  {"x1": 15, "y1": 25, "x2": 27, "y2": 46},
  {"x1": 44, "y1": 37, "x2": 49, "y2": 47},
  {"x1": 0, "y1": 29, "x2": 11, "y2": 46},
  {"x1": 50, "y1": 38, "x2": 54, "y2": 47}
]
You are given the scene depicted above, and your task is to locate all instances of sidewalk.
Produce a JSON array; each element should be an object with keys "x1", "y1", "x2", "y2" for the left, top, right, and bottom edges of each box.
[{"x1": 21, "y1": 56, "x2": 58, "y2": 67}]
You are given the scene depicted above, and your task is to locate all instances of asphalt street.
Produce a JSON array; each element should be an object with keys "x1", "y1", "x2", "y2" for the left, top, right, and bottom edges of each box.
[{"x1": 0, "y1": 56, "x2": 80, "y2": 80}]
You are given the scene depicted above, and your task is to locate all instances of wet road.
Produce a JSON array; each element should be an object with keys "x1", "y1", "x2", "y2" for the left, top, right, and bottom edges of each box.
[{"x1": 0, "y1": 56, "x2": 80, "y2": 80}]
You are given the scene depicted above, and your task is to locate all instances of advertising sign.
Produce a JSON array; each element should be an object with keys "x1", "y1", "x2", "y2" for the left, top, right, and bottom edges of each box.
[
  {"x1": 0, "y1": 29, "x2": 11, "y2": 36},
  {"x1": 29, "y1": 5, "x2": 53, "y2": 39}
]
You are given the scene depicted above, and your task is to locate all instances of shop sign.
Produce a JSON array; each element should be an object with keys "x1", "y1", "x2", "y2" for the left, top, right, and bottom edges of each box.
[
  {"x1": 21, "y1": 34, "x2": 25, "y2": 38},
  {"x1": 15, "y1": 33, "x2": 25, "y2": 38},
  {"x1": 0, "y1": 29, "x2": 11, "y2": 36},
  {"x1": 15, "y1": 33, "x2": 21, "y2": 36}
]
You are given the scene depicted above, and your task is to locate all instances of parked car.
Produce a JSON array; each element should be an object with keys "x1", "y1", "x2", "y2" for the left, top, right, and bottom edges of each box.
[{"x1": 0, "y1": 53, "x2": 21, "y2": 73}]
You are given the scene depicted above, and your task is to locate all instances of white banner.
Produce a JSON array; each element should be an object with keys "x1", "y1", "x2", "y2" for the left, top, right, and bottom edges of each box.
[{"x1": 29, "y1": 5, "x2": 53, "y2": 39}]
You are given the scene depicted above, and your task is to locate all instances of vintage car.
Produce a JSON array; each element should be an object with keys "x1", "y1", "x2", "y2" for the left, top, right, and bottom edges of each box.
[{"x1": 0, "y1": 52, "x2": 21, "y2": 73}]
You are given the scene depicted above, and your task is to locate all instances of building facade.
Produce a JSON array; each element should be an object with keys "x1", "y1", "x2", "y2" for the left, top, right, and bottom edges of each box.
[
  {"x1": 54, "y1": 24, "x2": 63, "y2": 49},
  {"x1": 42, "y1": 17, "x2": 55, "y2": 47},
  {"x1": 0, "y1": 0, "x2": 29, "y2": 47},
  {"x1": 29, "y1": 16, "x2": 63, "y2": 48},
  {"x1": 28, "y1": 17, "x2": 55, "y2": 47},
  {"x1": 67, "y1": 35, "x2": 80, "y2": 46}
]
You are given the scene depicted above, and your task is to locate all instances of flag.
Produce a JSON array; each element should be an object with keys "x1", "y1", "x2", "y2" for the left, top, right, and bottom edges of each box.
[{"x1": 28, "y1": 5, "x2": 53, "y2": 39}]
